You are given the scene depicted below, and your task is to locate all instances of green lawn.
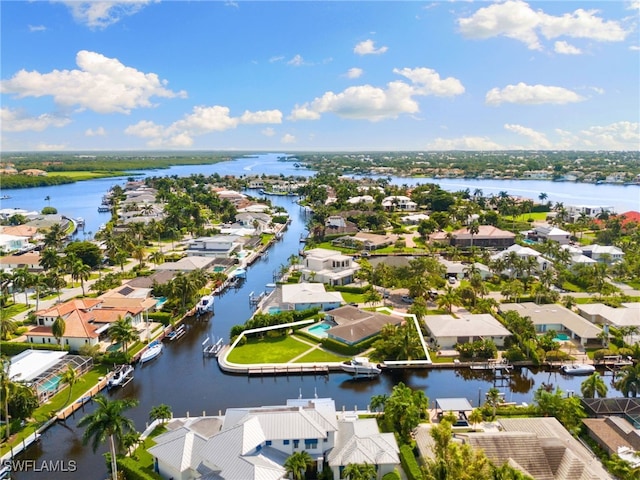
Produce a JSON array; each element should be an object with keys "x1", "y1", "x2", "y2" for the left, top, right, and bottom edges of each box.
[
  {"x1": 227, "y1": 335, "x2": 312, "y2": 364},
  {"x1": 294, "y1": 349, "x2": 348, "y2": 363},
  {"x1": 341, "y1": 292, "x2": 367, "y2": 304},
  {"x1": 47, "y1": 171, "x2": 125, "y2": 180},
  {"x1": 503, "y1": 211, "x2": 549, "y2": 222},
  {"x1": 0, "y1": 302, "x2": 29, "y2": 319},
  {"x1": 1, "y1": 364, "x2": 109, "y2": 456}
]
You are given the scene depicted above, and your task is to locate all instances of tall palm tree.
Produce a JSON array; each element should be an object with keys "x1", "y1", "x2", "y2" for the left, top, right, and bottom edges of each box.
[
  {"x1": 614, "y1": 364, "x2": 640, "y2": 398},
  {"x1": 485, "y1": 387, "x2": 502, "y2": 420},
  {"x1": 12, "y1": 267, "x2": 34, "y2": 307},
  {"x1": 284, "y1": 450, "x2": 314, "y2": 480},
  {"x1": 343, "y1": 463, "x2": 377, "y2": 480},
  {"x1": 60, "y1": 364, "x2": 78, "y2": 406},
  {"x1": 467, "y1": 220, "x2": 480, "y2": 248},
  {"x1": 108, "y1": 316, "x2": 139, "y2": 355},
  {"x1": 52, "y1": 316, "x2": 66, "y2": 350},
  {"x1": 70, "y1": 259, "x2": 91, "y2": 296},
  {"x1": 78, "y1": 394, "x2": 139, "y2": 480},
  {"x1": 580, "y1": 372, "x2": 608, "y2": 399},
  {"x1": 437, "y1": 285, "x2": 461, "y2": 314},
  {"x1": 0, "y1": 357, "x2": 12, "y2": 441}
]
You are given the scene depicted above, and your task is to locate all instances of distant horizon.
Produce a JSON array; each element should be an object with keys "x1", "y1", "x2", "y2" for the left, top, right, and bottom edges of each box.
[{"x1": 2, "y1": 2, "x2": 638, "y2": 151}]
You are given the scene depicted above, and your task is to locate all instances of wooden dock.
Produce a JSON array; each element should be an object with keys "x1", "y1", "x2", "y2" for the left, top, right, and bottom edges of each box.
[{"x1": 247, "y1": 364, "x2": 331, "y2": 376}]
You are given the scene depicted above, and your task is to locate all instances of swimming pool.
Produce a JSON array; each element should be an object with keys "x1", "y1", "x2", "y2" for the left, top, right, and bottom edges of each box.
[
  {"x1": 553, "y1": 333, "x2": 570, "y2": 342},
  {"x1": 213, "y1": 266, "x2": 226, "y2": 273},
  {"x1": 39, "y1": 375, "x2": 62, "y2": 394},
  {"x1": 307, "y1": 323, "x2": 331, "y2": 338},
  {"x1": 268, "y1": 306, "x2": 281, "y2": 314}
]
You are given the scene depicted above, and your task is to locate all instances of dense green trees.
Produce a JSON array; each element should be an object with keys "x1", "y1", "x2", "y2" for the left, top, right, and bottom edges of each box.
[{"x1": 378, "y1": 382, "x2": 429, "y2": 444}]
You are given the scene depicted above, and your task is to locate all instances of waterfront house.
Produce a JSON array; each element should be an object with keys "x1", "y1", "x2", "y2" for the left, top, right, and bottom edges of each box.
[
  {"x1": 346, "y1": 194, "x2": 374, "y2": 205},
  {"x1": 28, "y1": 299, "x2": 103, "y2": 351},
  {"x1": 323, "y1": 305, "x2": 404, "y2": 345},
  {"x1": 148, "y1": 397, "x2": 399, "y2": 480},
  {"x1": 277, "y1": 283, "x2": 343, "y2": 311},
  {"x1": 324, "y1": 215, "x2": 359, "y2": 235},
  {"x1": 154, "y1": 256, "x2": 218, "y2": 272},
  {"x1": 567, "y1": 205, "x2": 614, "y2": 219},
  {"x1": 445, "y1": 417, "x2": 612, "y2": 480},
  {"x1": 400, "y1": 213, "x2": 430, "y2": 225},
  {"x1": 583, "y1": 415, "x2": 640, "y2": 459},
  {"x1": 186, "y1": 235, "x2": 243, "y2": 258},
  {"x1": 300, "y1": 248, "x2": 360, "y2": 286},
  {"x1": 449, "y1": 225, "x2": 515, "y2": 249},
  {"x1": 422, "y1": 313, "x2": 511, "y2": 349},
  {"x1": 580, "y1": 244, "x2": 624, "y2": 264},
  {"x1": 499, "y1": 302, "x2": 601, "y2": 346},
  {"x1": 0, "y1": 233, "x2": 31, "y2": 255}
]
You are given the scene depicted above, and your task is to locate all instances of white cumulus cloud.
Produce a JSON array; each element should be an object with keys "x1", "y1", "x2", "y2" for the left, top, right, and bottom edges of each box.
[
  {"x1": 346, "y1": 68, "x2": 364, "y2": 79},
  {"x1": 1, "y1": 107, "x2": 71, "y2": 132},
  {"x1": 261, "y1": 127, "x2": 276, "y2": 137},
  {"x1": 427, "y1": 136, "x2": 505, "y2": 150},
  {"x1": 126, "y1": 105, "x2": 282, "y2": 147},
  {"x1": 579, "y1": 121, "x2": 640, "y2": 149},
  {"x1": 354, "y1": 39, "x2": 388, "y2": 55},
  {"x1": 59, "y1": 0, "x2": 157, "y2": 29},
  {"x1": 554, "y1": 40, "x2": 582, "y2": 55},
  {"x1": 281, "y1": 133, "x2": 296, "y2": 144},
  {"x1": 85, "y1": 127, "x2": 107, "y2": 137},
  {"x1": 486, "y1": 82, "x2": 584, "y2": 105},
  {"x1": 287, "y1": 54, "x2": 305, "y2": 66},
  {"x1": 289, "y1": 66, "x2": 464, "y2": 122},
  {"x1": 1, "y1": 50, "x2": 187, "y2": 114},
  {"x1": 504, "y1": 123, "x2": 552, "y2": 148},
  {"x1": 458, "y1": 0, "x2": 628, "y2": 50}
]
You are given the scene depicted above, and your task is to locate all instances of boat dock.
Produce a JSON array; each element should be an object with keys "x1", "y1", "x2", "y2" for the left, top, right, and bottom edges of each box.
[
  {"x1": 247, "y1": 364, "x2": 332, "y2": 376},
  {"x1": 202, "y1": 337, "x2": 225, "y2": 357},
  {"x1": 167, "y1": 324, "x2": 187, "y2": 341}
]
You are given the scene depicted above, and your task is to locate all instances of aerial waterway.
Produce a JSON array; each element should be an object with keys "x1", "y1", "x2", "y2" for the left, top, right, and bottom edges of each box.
[{"x1": 8, "y1": 153, "x2": 634, "y2": 479}]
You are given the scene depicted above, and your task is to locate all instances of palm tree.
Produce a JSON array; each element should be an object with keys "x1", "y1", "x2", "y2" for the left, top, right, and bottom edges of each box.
[
  {"x1": 147, "y1": 250, "x2": 165, "y2": 265},
  {"x1": 343, "y1": 463, "x2": 377, "y2": 480},
  {"x1": 149, "y1": 404, "x2": 172, "y2": 424},
  {"x1": 614, "y1": 364, "x2": 640, "y2": 398},
  {"x1": 12, "y1": 267, "x2": 34, "y2": 307},
  {"x1": 60, "y1": 364, "x2": 78, "y2": 406},
  {"x1": 469, "y1": 408, "x2": 483, "y2": 431},
  {"x1": 284, "y1": 450, "x2": 314, "y2": 480},
  {"x1": 580, "y1": 372, "x2": 608, "y2": 399},
  {"x1": 485, "y1": 387, "x2": 502, "y2": 420},
  {"x1": 467, "y1": 220, "x2": 480, "y2": 248},
  {"x1": 0, "y1": 357, "x2": 12, "y2": 441},
  {"x1": 437, "y1": 285, "x2": 461, "y2": 314},
  {"x1": 52, "y1": 316, "x2": 66, "y2": 350},
  {"x1": 369, "y1": 394, "x2": 388, "y2": 413},
  {"x1": 78, "y1": 394, "x2": 139, "y2": 480},
  {"x1": 108, "y1": 316, "x2": 139, "y2": 355},
  {"x1": 0, "y1": 315, "x2": 18, "y2": 341}
]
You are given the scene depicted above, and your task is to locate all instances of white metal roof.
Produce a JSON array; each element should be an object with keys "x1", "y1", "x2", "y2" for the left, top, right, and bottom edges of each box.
[{"x1": 8, "y1": 350, "x2": 68, "y2": 382}]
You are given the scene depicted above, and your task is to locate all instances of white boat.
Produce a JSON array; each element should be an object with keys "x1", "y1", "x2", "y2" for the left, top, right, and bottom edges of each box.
[
  {"x1": 341, "y1": 357, "x2": 381, "y2": 377},
  {"x1": 561, "y1": 364, "x2": 595, "y2": 375},
  {"x1": 197, "y1": 295, "x2": 214, "y2": 315},
  {"x1": 107, "y1": 364, "x2": 134, "y2": 388},
  {"x1": 140, "y1": 341, "x2": 163, "y2": 363}
]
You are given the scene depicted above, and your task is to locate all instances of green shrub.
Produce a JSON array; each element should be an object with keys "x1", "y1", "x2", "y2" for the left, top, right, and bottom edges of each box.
[
  {"x1": 0, "y1": 341, "x2": 69, "y2": 356},
  {"x1": 382, "y1": 470, "x2": 401, "y2": 480},
  {"x1": 116, "y1": 457, "x2": 163, "y2": 480},
  {"x1": 331, "y1": 285, "x2": 370, "y2": 294},
  {"x1": 101, "y1": 351, "x2": 132, "y2": 365},
  {"x1": 148, "y1": 312, "x2": 173, "y2": 326},
  {"x1": 399, "y1": 444, "x2": 422, "y2": 480},
  {"x1": 545, "y1": 349, "x2": 570, "y2": 361}
]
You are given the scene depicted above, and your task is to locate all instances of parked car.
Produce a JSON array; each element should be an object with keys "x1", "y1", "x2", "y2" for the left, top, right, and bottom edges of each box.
[
  {"x1": 448, "y1": 276, "x2": 456, "y2": 284},
  {"x1": 401, "y1": 295, "x2": 414, "y2": 304}
]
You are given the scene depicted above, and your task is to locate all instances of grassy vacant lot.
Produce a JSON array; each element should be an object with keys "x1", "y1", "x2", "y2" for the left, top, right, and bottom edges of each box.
[
  {"x1": 340, "y1": 292, "x2": 367, "y2": 304},
  {"x1": 227, "y1": 335, "x2": 311, "y2": 364},
  {"x1": 294, "y1": 348, "x2": 348, "y2": 363},
  {"x1": 47, "y1": 171, "x2": 125, "y2": 181}
]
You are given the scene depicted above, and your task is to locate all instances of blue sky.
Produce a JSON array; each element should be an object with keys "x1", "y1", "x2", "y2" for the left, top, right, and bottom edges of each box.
[{"x1": 1, "y1": 1, "x2": 638, "y2": 151}]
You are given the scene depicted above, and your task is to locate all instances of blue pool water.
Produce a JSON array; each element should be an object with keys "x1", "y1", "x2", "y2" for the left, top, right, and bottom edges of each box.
[
  {"x1": 553, "y1": 333, "x2": 570, "y2": 342},
  {"x1": 268, "y1": 307, "x2": 281, "y2": 314},
  {"x1": 39, "y1": 375, "x2": 62, "y2": 393},
  {"x1": 155, "y1": 297, "x2": 167, "y2": 308},
  {"x1": 307, "y1": 323, "x2": 331, "y2": 338}
]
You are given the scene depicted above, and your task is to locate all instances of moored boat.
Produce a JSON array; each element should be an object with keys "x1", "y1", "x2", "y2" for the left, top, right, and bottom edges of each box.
[
  {"x1": 196, "y1": 295, "x2": 214, "y2": 315},
  {"x1": 166, "y1": 324, "x2": 186, "y2": 341},
  {"x1": 107, "y1": 364, "x2": 134, "y2": 388},
  {"x1": 341, "y1": 357, "x2": 381, "y2": 377},
  {"x1": 561, "y1": 364, "x2": 595, "y2": 375},
  {"x1": 140, "y1": 341, "x2": 163, "y2": 363}
]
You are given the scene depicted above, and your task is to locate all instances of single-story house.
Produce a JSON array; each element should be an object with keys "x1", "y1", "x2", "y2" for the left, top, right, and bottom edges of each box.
[
  {"x1": 381, "y1": 195, "x2": 417, "y2": 211},
  {"x1": 300, "y1": 248, "x2": 360, "y2": 286},
  {"x1": 490, "y1": 244, "x2": 551, "y2": 274},
  {"x1": 576, "y1": 302, "x2": 640, "y2": 330},
  {"x1": 278, "y1": 283, "x2": 343, "y2": 311},
  {"x1": 583, "y1": 416, "x2": 640, "y2": 456},
  {"x1": 323, "y1": 305, "x2": 404, "y2": 345},
  {"x1": 154, "y1": 256, "x2": 218, "y2": 272},
  {"x1": 422, "y1": 313, "x2": 511, "y2": 349},
  {"x1": 0, "y1": 252, "x2": 43, "y2": 272},
  {"x1": 346, "y1": 195, "x2": 374, "y2": 205},
  {"x1": 400, "y1": 213, "x2": 430, "y2": 225},
  {"x1": 186, "y1": 235, "x2": 243, "y2": 258},
  {"x1": 332, "y1": 232, "x2": 398, "y2": 251},
  {"x1": 448, "y1": 225, "x2": 515, "y2": 249},
  {"x1": 499, "y1": 302, "x2": 602, "y2": 346},
  {"x1": 438, "y1": 258, "x2": 491, "y2": 280}
]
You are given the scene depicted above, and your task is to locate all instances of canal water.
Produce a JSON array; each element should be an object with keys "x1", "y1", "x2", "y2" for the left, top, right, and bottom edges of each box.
[{"x1": 5, "y1": 154, "x2": 635, "y2": 479}]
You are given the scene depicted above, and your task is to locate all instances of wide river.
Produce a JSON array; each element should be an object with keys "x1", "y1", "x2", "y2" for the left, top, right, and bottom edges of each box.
[{"x1": 3, "y1": 153, "x2": 638, "y2": 479}]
